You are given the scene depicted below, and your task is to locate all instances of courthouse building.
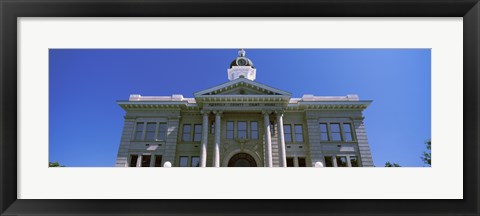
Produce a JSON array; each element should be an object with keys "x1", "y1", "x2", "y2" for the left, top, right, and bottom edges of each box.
[{"x1": 115, "y1": 49, "x2": 374, "y2": 167}]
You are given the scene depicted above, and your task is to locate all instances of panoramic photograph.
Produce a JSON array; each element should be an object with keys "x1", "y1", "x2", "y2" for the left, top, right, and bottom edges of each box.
[{"x1": 49, "y1": 49, "x2": 431, "y2": 167}]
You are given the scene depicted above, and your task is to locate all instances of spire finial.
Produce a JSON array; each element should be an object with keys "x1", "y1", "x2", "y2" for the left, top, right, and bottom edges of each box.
[{"x1": 238, "y1": 49, "x2": 246, "y2": 57}]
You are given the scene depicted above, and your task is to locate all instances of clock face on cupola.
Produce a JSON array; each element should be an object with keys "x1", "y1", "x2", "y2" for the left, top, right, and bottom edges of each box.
[
  {"x1": 237, "y1": 58, "x2": 247, "y2": 66},
  {"x1": 228, "y1": 49, "x2": 257, "y2": 81}
]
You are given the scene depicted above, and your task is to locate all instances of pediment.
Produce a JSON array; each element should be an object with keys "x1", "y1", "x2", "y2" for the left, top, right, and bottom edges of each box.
[{"x1": 194, "y1": 78, "x2": 291, "y2": 97}]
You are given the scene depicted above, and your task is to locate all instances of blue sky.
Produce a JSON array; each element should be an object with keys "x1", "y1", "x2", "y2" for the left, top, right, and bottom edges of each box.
[{"x1": 49, "y1": 49, "x2": 431, "y2": 167}]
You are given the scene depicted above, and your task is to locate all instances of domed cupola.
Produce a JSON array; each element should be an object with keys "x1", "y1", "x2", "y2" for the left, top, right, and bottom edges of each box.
[
  {"x1": 230, "y1": 49, "x2": 255, "y2": 68},
  {"x1": 227, "y1": 49, "x2": 257, "y2": 81}
]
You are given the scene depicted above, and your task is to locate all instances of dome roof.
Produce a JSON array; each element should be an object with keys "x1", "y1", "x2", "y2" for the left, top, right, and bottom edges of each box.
[
  {"x1": 230, "y1": 58, "x2": 255, "y2": 68},
  {"x1": 229, "y1": 49, "x2": 255, "y2": 68}
]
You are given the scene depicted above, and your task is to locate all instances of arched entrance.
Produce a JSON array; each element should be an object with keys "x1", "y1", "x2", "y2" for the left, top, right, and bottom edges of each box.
[{"x1": 227, "y1": 153, "x2": 257, "y2": 167}]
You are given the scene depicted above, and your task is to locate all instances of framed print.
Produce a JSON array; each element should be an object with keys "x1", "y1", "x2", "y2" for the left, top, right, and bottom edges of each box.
[{"x1": 1, "y1": 0, "x2": 479, "y2": 215}]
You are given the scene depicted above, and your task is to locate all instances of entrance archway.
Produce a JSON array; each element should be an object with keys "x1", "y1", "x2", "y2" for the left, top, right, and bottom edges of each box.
[{"x1": 227, "y1": 153, "x2": 257, "y2": 167}]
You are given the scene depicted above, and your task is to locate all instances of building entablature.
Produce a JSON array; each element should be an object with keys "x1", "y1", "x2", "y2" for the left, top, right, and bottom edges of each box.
[{"x1": 287, "y1": 101, "x2": 372, "y2": 111}]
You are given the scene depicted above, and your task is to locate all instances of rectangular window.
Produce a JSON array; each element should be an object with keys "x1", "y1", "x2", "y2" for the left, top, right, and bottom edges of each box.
[
  {"x1": 294, "y1": 125, "x2": 304, "y2": 142},
  {"x1": 331, "y1": 123, "x2": 342, "y2": 141},
  {"x1": 145, "y1": 122, "x2": 156, "y2": 141},
  {"x1": 134, "y1": 122, "x2": 144, "y2": 140},
  {"x1": 226, "y1": 121, "x2": 234, "y2": 139},
  {"x1": 350, "y1": 156, "x2": 359, "y2": 167},
  {"x1": 179, "y1": 156, "x2": 189, "y2": 167},
  {"x1": 191, "y1": 156, "x2": 200, "y2": 167},
  {"x1": 284, "y1": 125, "x2": 292, "y2": 142},
  {"x1": 130, "y1": 155, "x2": 138, "y2": 167},
  {"x1": 250, "y1": 122, "x2": 258, "y2": 139},
  {"x1": 193, "y1": 124, "x2": 202, "y2": 142},
  {"x1": 141, "y1": 155, "x2": 151, "y2": 167},
  {"x1": 319, "y1": 123, "x2": 329, "y2": 141},
  {"x1": 154, "y1": 155, "x2": 162, "y2": 167},
  {"x1": 336, "y1": 156, "x2": 348, "y2": 167},
  {"x1": 286, "y1": 157, "x2": 294, "y2": 167},
  {"x1": 298, "y1": 157, "x2": 306, "y2": 167},
  {"x1": 343, "y1": 123, "x2": 353, "y2": 141},
  {"x1": 157, "y1": 123, "x2": 167, "y2": 141},
  {"x1": 324, "y1": 156, "x2": 333, "y2": 167},
  {"x1": 237, "y1": 121, "x2": 247, "y2": 139},
  {"x1": 182, "y1": 124, "x2": 192, "y2": 141},
  {"x1": 210, "y1": 122, "x2": 215, "y2": 134}
]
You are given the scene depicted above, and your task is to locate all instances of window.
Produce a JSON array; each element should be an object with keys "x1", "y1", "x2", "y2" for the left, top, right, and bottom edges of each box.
[
  {"x1": 226, "y1": 121, "x2": 234, "y2": 139},
  {"x1": 331, "y1": 123, "x2": 342, "y2": 141},
  {"x1": 193, "y1": 124, "x2": 202, "y2": 142},
  {"x1": 319, "y1": 123, "x2": 329, "y2": 141},
  {"x1": 284, "y1": 125, "x2": 292, "y2": 142},
  {"x1": 250, "y1": 122, "x2": 258, "y2": 139},
  {"x1": 298, "y1": 157, "x2": 306, "y2": 167},
  {"x1": 154, "y1": 155, "x2": 162, "y2": 167},
  {"x1": 179, "y1": 156, "x2": 189, "y2": 167},
  {"x1": 350, "y1": 156, "x2": 359, "y2": 167},
  {"x1": 343, "y1": 123, "x2": 353, "y2": 141},
  {"x1": 210, "y1": 121, "x2": 215, "y2": 134},
  {"x1": 158, "y1": 123, "x2": 167, "y2": 141},
  {"x1": 134, "y1": 122, "x2": 144, "y2": 140},
  {"x1": 324, "y1": 156, "x2": 333, "y2": 167},
  {"x1": 141, "y1": 155, "x2": 151, "y2": 167},
  {"x1": 294, "y1": 125, "x2": 303, "y2": 142},
  {"x1": 237, "y1": 121, "x2": 247, "y2": 139},
  {"x1": 145, "y1": 122, "x2": 156, "y2": 141},
  {"x1": 286, "y1": 157, "x2": 294, "y2": 167},
  {"x1": 130, "y1": 155, "x2": 138, "y2": 167},
  {"x1": 336, "y1": 156, "x2": 348, "y2": 167},
  {"x1": 182, "y1": 124, "x2": 192, "y2": 141},
  {"x1": 191, "y1": 156, "x2": 200, "y2": 167}
]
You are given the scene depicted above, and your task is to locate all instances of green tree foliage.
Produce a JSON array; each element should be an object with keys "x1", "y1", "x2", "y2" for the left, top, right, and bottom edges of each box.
[
  {"x1": 385, "y1": 161, "x2": 401, "y2": 167},
  {"x1": 49, "y1": 161, "x2": 65, "y2": 167},
  {"x1": 421, "y1": 139, "x2": 431, "y2": 166}
]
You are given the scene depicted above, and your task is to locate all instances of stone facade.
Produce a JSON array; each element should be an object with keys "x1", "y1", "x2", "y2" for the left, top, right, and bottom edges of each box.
[{"x1": 115, "y1": 50, "x2": 373, "y2": 167}]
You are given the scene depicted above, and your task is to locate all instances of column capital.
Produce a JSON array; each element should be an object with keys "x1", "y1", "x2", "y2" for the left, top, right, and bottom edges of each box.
[
  {"x1": 213, "y1": 110, "x2": 223, "y2": 115},
  {"x1": 200, "y1": 110, "x2": 210, "y2": 116},
  {"x1": 275, "y1": 110, "x2": 285, "y2": 117},
  {"x1": 262, "y1": 110, "x2": 272, "y2": 115}
]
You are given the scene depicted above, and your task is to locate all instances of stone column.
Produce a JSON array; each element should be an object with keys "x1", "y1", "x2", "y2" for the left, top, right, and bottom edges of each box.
[
  {"x1": 263, "y1": 111, "x2": 273, "y2": 167},
  {"x1": 150, "y1": 155, "x2": 155, "y2": 167},
  {"x1": 200, "y1": 111, "x2": 209, "y2": 167},
  {"x1": 276, "y1": 112, "x2": 287, "y2": 167},
  {"x1": 213, "y1": 111, "x2": 222, "y2": 167},
  {"x1": 136, "y1": 155, "x2": 142, "y2": 167},
  {"x1": 293, "y1": 156, "x2": 299, "y2": 167}
]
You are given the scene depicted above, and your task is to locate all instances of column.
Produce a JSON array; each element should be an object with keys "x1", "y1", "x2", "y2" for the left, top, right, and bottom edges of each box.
[
  {"x1": 213, "y1": 111, "x2": 222, "y2": 167},
  {"x1": 263, "y1": 111, "x2": 273, "y2": 167},
  {"x1": 293, "y1": 156, "x2": 299, "y2": 167},
  {"x1": 200, "y1": 111, "x2": 209, "y2": 167},
  {"x1": 150, "y1": 155, "x2": 155, "y2": 167},
  {"x1": 276, "y1": 112, "x2": 287, "y2": 167},
  {"x1": 136, "y1": 155, "x2": 142, "y2": 167}
]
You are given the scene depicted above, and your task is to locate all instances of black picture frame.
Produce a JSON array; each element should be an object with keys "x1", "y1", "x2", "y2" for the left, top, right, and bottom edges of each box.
[{"x1": 1, "y1": 0, "x2": 479, "y2": 215}]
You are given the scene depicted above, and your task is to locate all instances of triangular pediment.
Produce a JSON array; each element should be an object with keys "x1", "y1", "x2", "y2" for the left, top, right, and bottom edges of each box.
[{"x1": 194, "y1": 78, "x2": 291, "y2": 97}]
